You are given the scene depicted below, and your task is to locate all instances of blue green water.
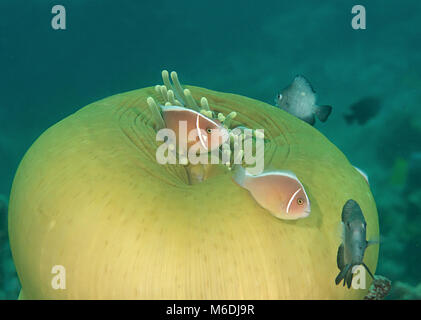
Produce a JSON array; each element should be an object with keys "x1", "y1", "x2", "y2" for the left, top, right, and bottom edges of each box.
[{"x1": 1, "y1": 0, "x2": 420, "y2": 299}]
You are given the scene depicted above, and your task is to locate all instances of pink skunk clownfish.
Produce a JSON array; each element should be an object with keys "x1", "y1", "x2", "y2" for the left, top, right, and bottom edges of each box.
[
  {"x1": 232, "y1": 165, "x2": 311, "y2": 220},
  {"x1": 161, "y1": 105, "x2": 229, "y2": 153}
]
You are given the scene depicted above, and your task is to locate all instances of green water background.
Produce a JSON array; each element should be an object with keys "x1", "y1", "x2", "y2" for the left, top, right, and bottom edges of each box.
[{"x1": 0, "y1": 0, "x2": 420, "y2": 299}]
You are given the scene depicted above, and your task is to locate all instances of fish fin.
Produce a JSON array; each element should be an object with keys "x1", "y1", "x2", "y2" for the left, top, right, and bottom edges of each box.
[
  {"x1": 362, "y1": 263, "x2": 375, "y2": 279},
  {"x1": 232, "y1": 165, "x2": 247, "y2": 188},
  {"x1": 261, "y1": 169, "x2": 298, "y2": 180},
  {"x1": 336, "y1": 243, "x2": 345, "y2": 270},
  {"x1": 315, "y1": 105, "x2": 332, "y2": 122},
  {"x1": 345, "y1": 266, "x2": 354, "y2": 288},
  {"x1": 294, "y1": 75, "x2": 315, "y2": 93},
  {"x1": 335, "y1": 264, "x2": 351, "y2": 286},
  {"x1": 301, "y1": 114, "x2": 316, "y2": 126}
]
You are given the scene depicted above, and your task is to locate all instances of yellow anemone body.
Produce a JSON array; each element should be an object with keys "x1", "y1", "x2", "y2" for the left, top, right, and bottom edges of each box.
[{"x1": 9, "y1": 86, "x2": 379, "y2": 299}]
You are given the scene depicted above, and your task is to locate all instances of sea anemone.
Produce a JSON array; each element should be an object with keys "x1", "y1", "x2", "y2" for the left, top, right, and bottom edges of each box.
[{"x1": 9, "y1": 71, "x2": 379, "y2": 299}]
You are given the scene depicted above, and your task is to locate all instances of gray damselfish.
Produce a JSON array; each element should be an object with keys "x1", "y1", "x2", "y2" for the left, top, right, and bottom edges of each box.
[
  {"x1": 275, "y1": 75, "x2": 332, "y2": 125},
  {"x1": 335, "y1": 199, "x2": 376, "y2": 288}
]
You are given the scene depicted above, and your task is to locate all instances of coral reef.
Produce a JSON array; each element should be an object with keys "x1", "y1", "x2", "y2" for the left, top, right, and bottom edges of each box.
[{"x1": 364, "y1": 276, "x2": 392, "y2": 300}]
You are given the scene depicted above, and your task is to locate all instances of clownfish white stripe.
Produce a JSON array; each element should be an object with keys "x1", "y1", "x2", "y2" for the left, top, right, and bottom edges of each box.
[
  {"x1": 196, "y1": 113, "x2": 208, "y2": 150},
  {"x1": 286, "y1": 187, "x2": 302, "y2": 214}
]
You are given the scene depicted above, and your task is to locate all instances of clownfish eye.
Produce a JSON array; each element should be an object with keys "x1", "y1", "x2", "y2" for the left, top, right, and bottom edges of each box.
[
  {"x1": 206, "y1": 128, "x2": 212, "y2": 134},
  {"x1": 297, "y1": 198, "x2": 304, "y2": 205}
]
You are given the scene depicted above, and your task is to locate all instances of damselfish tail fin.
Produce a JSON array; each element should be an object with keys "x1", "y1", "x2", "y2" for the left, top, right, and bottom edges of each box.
[
  {"x1": 335, "y1": 264, "x2": 351, "y2": 286},
  {"x1": 345, "y1": 267, "x2": 354, "y2": 288},
  {"x1": 315, "y1": 105, "x2": 332, "y2": 122}
]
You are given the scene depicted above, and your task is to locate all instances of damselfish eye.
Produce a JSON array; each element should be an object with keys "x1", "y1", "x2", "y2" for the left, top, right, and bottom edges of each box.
[
  {"x1": 297, "y1": 198, "x2": 304, "y2": 205},
  {"x1": 206, "y1": 128, "x2": 212, "y2": 134}
]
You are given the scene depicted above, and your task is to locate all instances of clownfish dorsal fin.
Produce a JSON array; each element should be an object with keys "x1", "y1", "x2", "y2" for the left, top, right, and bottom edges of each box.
[
  {"x1": 161, "y1": 105, "x2": 220, "y2": 127},
  {"x1": 160, "y1": 105, "x2": 192, "y2": 112},
  {"x1": 262, "y1": 169, "x2": 298, "y2": 180}
]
